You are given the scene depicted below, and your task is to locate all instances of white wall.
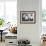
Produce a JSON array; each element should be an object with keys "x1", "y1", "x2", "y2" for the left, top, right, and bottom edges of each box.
[{"x1": 17, "y1": 0, "x2": 42, "y2": 46}]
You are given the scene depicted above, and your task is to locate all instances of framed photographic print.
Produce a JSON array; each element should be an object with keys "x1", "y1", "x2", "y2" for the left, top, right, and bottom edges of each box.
[{"x1": 20, "y1": 11, "x2": 36, "y2": 24}]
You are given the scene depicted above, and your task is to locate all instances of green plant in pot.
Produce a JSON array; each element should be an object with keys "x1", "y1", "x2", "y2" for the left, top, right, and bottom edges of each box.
[{"x1": 0, "y1": 18, "x2": 5, "y2": 27}]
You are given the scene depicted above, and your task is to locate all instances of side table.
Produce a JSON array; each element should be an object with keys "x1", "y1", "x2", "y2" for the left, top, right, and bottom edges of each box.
[{"x1": 0, "y1": 30, "x2": 3, "y2": 42}]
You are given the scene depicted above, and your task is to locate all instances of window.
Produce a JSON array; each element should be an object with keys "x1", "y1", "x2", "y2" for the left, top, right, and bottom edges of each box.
[
  {"x1": 0, "y1": 1, "x2": 4, "y2": 18},
  {"x1": 0, "y1": 0, "x2": 17, "y2": 26},
  {"x1": 42, "y1": 0, "x2": 46, "y2": 33},
  {"x1": 42, "y1": 0, "x2": 46, "y2": 26},
  {"x1": 5, "y1": 1, "x2": 17, "y2": 25}
]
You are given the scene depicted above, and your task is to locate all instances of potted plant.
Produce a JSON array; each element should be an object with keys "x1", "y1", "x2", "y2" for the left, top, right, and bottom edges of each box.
[{"x1": 0, "y1": 18, "x2": 5, "y2": 27}]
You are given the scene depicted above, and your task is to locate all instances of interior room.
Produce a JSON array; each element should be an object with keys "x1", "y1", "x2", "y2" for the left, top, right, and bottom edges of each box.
[{"x1": 0, "y1": 0, "x2": 46, "y2": 46}]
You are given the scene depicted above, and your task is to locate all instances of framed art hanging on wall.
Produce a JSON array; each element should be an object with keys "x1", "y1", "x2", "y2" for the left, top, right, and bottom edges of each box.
[{"x1": 20, "y1": 11, "x2": 36, "y2": 24}]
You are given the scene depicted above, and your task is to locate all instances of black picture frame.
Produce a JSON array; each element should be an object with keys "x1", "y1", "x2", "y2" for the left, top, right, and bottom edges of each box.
[{"x1": 20, "y1": 11, "x2": 36, "y2": 24}]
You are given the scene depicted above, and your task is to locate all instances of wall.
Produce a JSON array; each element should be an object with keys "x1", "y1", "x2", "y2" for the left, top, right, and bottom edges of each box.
[{"x1": 17, "y1": 0, "x2": 42, "y2": 46}]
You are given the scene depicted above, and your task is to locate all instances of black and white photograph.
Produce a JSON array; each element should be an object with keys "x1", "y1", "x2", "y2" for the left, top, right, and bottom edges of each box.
[{"x1": 20, "y1": 11, "x2": 36, "y2": 24}]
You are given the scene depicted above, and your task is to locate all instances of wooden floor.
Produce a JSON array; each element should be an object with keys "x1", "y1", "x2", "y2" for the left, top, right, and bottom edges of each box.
[
  {"x1": 0, "y1": 41, "x2": 46, "y2": 46},
  {"x1": 0, "y1": 41, "x2": 5, "y2": 46},
  {"x1": 41, "y1": 42, "x2": 46, "y2": 46}
]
